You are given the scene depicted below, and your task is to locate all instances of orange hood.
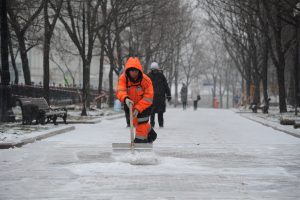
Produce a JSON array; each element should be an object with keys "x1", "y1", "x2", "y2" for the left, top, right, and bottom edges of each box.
[{"x1": 125, "y1": 57, "x2": 143, "y2": 73}]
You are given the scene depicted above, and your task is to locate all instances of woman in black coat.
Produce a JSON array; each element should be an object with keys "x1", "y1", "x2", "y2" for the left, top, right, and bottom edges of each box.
[
  {"x1": 147, "y1": 62, "x2": 171, "y2": 128},
  {"x1": 180, "y1": 83, "x2": 188, "y2": 110}
]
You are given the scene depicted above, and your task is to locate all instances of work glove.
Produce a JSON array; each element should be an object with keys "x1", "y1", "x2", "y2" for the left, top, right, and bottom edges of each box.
[
  {"x1": 133, "y1": 109, "x2": 139, "y2": 118},
  {"x1": 167, "y1": 96, "x2": 171, "y2": 102},
  {"x1": 125, "y1": 97, "x2": 134, "y2": 107}
]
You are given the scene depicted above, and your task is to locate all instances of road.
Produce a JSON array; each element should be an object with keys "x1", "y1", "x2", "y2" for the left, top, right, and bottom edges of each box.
[{"x1": 1, "y1": 108, "x2": 300, "y2": 199}]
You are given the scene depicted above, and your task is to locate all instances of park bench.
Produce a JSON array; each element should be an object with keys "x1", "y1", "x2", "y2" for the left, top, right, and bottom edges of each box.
[
  {"x1": 250, "y1": 98, "x2": 271, "y2": 114},
  {"x1": 17, "y1": 97, "x2": 67, "y2": 125}
]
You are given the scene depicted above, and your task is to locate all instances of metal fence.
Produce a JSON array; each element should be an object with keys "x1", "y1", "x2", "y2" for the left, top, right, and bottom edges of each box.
[{"x1": 11, "y1": 84, "x2": 107, "y2": 106}]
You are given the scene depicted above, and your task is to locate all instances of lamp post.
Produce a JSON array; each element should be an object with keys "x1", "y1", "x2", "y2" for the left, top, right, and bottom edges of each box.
[
  {"x1": 293, "y1": 3, "x2": 300, "y2": 116},
  {"x1": 0, "y1": 0, "x2": 15, "y2": 122}
]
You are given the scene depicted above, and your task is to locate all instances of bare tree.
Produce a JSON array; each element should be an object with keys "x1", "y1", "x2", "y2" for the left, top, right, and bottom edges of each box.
[
  {"x1": 7, "y1": 30, "x2": 19, "y2": 84},
  {"x1": 261, "y1": 0, "x2": 291, "y2": 112},
  {"x1": 58, "y1": 0, "x2": 101, "y2": 115},
  {"x1": 43, "y1": 0, "x2": 63, "y2": 103},
  {"x1": 8, "y1": 0, "x2": 44, "y2": 85}
]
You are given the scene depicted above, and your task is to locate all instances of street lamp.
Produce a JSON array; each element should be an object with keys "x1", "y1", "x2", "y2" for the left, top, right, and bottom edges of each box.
[{"x1": 0, "y1": 0, "x2": 15, "y2": 122}]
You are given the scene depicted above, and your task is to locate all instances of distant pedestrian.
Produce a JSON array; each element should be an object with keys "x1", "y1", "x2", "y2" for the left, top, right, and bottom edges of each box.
[
  {"x1": 191, "y1": 84, "x2": 201, "y2": 110},
  {"x1": 180, "y1": 83, "x2": 188, "y2": 110},
  {"x1": 233, "y1": 94, "x2": 240, "y2": 108},
  {"x1": 148, "y1": 62, "x2": 171, "y2": 128}
]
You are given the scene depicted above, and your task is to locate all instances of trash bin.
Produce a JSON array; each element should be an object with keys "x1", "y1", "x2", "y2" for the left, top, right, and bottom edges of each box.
[{"x1": 213, "y1": 97, "x2": 219, "y2": 108}]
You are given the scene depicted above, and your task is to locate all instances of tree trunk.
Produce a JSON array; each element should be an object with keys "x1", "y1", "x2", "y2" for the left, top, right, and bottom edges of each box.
[
  {"x1": 115, "y1": 15, "x2": 123, "y2": 73},
  {"x1": 97, "y1": 1, "x2": 107, "y2": 109},
  {"x1": 97, "y1": 33, "x2": 105, "y2": 109},
  {"x1": 18, "y1": 35, "x2": 31, "y2": 85},
  {"x1": 262, "y1": 37, "x2": 269, "y2": 104},
  {"x1": 0, "y1": 0, "x2": 14, "y2": 122},
  {"x1": 0, "y1": 0, "x2": 10, "y2": 85},
  {"x1": 43, "y1": 0, "x2": 50, "y2": 103},
  {"x1": 274, "y1": 26, "x2": 287, "y2": 113},
  {"x1": 8, "y1": 31, "x2": 18, "y2": 84},
  {"x1": 276, "y1": 54, "x2": 287, "y2": 113},
  {"x1": 43, "y1": 0, "x2": 62, "y2": 104},
  {"x1": 277, "y1": 66, "x2": 287, "y2": 113},
  {"x1": 294, "y1": 20, "x2": 300, "y2": 115},
  {"x1": 253, "y1": 74, "x2": 261, "y2": 105},
  {"x1": 226, "y1": 85, "x2": 229, "y2": 109},
  {"x1": 219, "y1": 76, "x2": 223, "y2": 108},
  {"x1": 226, "y1": 75, "x2": 229, "y2": 109},
  {"x1": 81, "y1": 2, "x2": 87, "y2": 116},
  {"x1": 231, "y1": 73, "x2": 237, "y2": 107},
  {"x1": 43, "y1": 36, "x2": 51, "y2": 104},
  {"x1": 144, "y1": 46, "x2": 151, "y2": 73},
  {"x1": 108, "y1": 57, "x2": 114, "y2": 108},
  {"x1": 212, "y1": 75, "x2": 217, "y2": 107},
  {"x1": 168, "y1": 48, "x2": 174, "y2": 93},
  {"x1": 86, "y1": 67, "x2": 91, "y2": 108},
  {"x1": 287, "y1": 73, "x2": 295, "y2": 105},
  {"x1": 143, "y1": 10, "x2": 154, "y2": 73},
  {"x1": 246, "y1": 74, "x2": 251, "y2": 104},
  {"x1": 106, "y1": 27, "x2": 115, "y2": 108},
  {"x1": 174, "y1": 42, "x2": 180, "y2": 107},
  {"x1": 81, "y1": 58, "x2": 91, "y2": 116},
  {"x1": 81, "y1": 1, "x2": 93, "y2": 115},
  {"x1": 274, "y1": 6, "x2": 287, "y2": 113}
]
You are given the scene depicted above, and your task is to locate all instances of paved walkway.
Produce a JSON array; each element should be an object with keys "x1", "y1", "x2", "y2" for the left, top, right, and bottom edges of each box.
[{"x1": 1, "y1": 108, "x2": 300, "y2": 199}]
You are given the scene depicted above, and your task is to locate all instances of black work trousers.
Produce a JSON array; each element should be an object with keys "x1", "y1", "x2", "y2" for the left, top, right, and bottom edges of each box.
[
  {"x1": 150, "y1": 112, "x2": 164, "y2": 127},
  {"x1": 182, "y1": 101, "x2": 187, "y2": 110},
  {"x1": 193, "y1": 100, "x2": 198, "y2": 110}
]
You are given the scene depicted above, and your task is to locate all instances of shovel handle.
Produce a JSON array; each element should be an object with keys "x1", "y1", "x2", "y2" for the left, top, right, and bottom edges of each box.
[{"x1": 129, "y1": 103, "x2": 134, "y2": 147}]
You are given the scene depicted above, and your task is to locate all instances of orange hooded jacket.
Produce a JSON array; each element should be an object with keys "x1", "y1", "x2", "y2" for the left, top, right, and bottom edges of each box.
[{"x1": 116, "y1": 57, "x2": 154, "y2": 113}]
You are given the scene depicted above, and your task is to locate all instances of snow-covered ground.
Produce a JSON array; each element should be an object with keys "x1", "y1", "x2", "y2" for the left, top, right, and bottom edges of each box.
[
  {"x1": 1, "y1": 108, "x2": 300, "y2": 199},
  {"x1": 0, "y1": 107, "x2": 122, "y2": 144},
  {"x1": 235, "y1": 106, "x2": 300, "y2": 138}
]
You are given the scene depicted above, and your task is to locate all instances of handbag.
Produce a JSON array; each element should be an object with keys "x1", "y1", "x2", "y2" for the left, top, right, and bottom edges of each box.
[{"x1": 197, "y1": 95, "x2": 201, "y2": 101}]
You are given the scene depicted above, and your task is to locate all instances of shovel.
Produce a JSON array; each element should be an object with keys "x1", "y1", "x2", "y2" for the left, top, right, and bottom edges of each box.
[{"x1": 112, "y1": 103, "x2": 152, "y2": 151}]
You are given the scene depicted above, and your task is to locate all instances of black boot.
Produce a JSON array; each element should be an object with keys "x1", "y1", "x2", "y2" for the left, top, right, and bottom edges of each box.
[
  {"x1": 158, "y1": 113, "x2": 164, "y2": 128},
  {"x1": 147, "y1": 128, "x2": 157, "y2": 143},
  {"x1": 134, "y1": 138, "x2": 148, "y2": 143},
  {"x1": 150, "y1": 113, "x2": 155, "y2": 128}
]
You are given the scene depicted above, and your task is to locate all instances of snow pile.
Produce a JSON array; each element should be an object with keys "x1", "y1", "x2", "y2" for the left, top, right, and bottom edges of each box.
[{"x1": 113, "y1": 151, "x2": 160, "y2": 165}]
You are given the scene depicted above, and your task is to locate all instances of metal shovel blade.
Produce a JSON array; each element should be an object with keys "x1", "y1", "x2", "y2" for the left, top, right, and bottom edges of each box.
[
  {"x1": 112, "y1": 103, "x2": 152, "y2": 151},
  {"x1": 112, "y1": 143, "x2": 153, "y2": 151}
]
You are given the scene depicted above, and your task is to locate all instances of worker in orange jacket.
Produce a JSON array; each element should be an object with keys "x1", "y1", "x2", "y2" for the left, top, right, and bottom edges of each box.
[{"x1": 116, "y1": 57, "x2": 157, "y2": 143}]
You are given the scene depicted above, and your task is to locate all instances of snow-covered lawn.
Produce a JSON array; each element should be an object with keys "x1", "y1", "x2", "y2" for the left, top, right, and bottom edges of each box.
[
  {"x1": 235, "y1": 106, "x2": 300, "y2": 138},
  {"x1": 0, "y1": 107, "x2": 122, "y2": 144},
  {"x1": 1, "y1": 108, "x2": 300, "y2": 199}
]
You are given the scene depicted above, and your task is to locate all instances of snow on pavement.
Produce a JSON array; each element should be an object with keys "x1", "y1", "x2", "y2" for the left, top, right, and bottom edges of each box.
[{"x1": 1, "y1": 108, "x2": 300, "y2": 199}]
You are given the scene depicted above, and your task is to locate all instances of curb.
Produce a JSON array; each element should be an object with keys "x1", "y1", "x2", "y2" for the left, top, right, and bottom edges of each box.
[
  {"x1": 58, "y1": 113, "x2": 124, "y2": 124},
  {"x1": 104, "y1": 113, "x2": 125, "y2": 120},
  {"x1": 0, "y1": 125, "x2": 75, "y2": 149},
  {"x1": 239, "y1": 114, "x2": 300, "y2": 139},
  {"x1": 57, "y1": 119, "x2": 102, "y2": 124}
]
